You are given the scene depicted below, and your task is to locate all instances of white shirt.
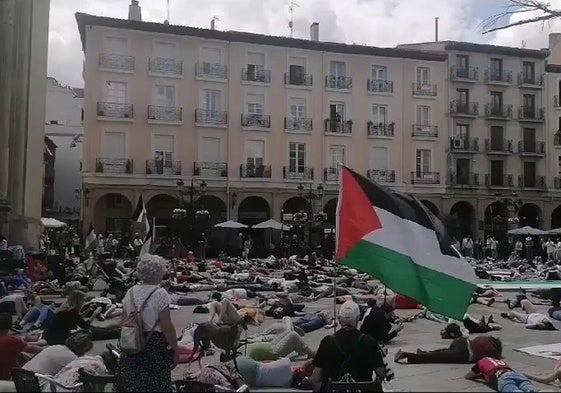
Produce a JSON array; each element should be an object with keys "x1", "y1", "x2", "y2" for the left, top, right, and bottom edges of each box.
[
  {"x1": 526, "y1": 313, "x2": 550, "y2": 326},
  {"x1": 23, "y1": 345, "x2": 77, "y2": 375},
  {"x1": 224, "y1": 288, "x2": 247, "y2": 300},
  {"x1": 122, "y1": 285, "x2": 170, "y2": 332},
  {"x1": 546, "y1": 241, "x2": 556, "y2": 253}
]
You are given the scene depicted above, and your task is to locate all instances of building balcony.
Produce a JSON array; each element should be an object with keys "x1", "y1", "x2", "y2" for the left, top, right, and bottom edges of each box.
[
  {"x1": 241, "y1": 114, "x2": 271, "y2": 129},
  {"x1": 240, "y1": 164, "x2": 271, "y2": 179},
  {"x1": 367, "y1": 122, "x2": 394, "y2": 138},
  {"x1": 147, "y1": 105, "x2": 182, "y2": 123},
  {"x1": 195, "y1": 109, "x2": 228, "y2": 126},
  {"x1": 325, "y1": 75, "x2": 352, "y2": 90},
  {"x1": 450, "y1": 66, "x2": 478, "y2": 82},
  {"x1": 485, "y1": 139, "x2": 513, "y2": 154},
  {"x1": 324, "y1": 167, "x2": 339, "y2": 182},
  {"x1": 485, "y1": 174, "x2": 514, "y2": 188},
  {"x1": 284, "y1": 117, "x2": 312, "y2": 132},
  {"x1": 195, "y1": 62, "x2": 227, "y2": 80},
  {"x1": 367, "y1": 169, "x2": 395, "y2": 184},
  {"x1": 193, "y1": 162, "x2": 228, "y2": 178},
  {"x1": 367, "y1": 79, "x2": 393, "y2": 94},
  {"x1": 283, "y1": 166, "x2": 314, "y2": 181},
  {"x1": 518, "y1": 140, "x2": 545, "y2": 156},
  {"x1": 148, "y1": 57, "x2": 182, "y2": 76},
  {"x1": 518, "y1": 175, "x2": 547, "y2": 190},
  {"x1": 484, "y1": 104, "x2": 513, "y2": 120},
  {"x1": 324, "y1": 119, "x2": 352, "y2": 135},
  {"x1": 518, "y1": 106, "x2": 544, "y2": 122},
  {"x1": 284, "y1": 72, "x2": 313, "y2": 87},
  {"x1": 450, "y1": 137, "x2": 479, "y2": 153},
  {"x1": 95, "y1": 158, "x2": 133, "y2": 174},
  {"x1": 97, "y1": 102, "x2": 133, "y2": 119},
  {"x1": 449, "y1": 100, "x2": 478, "y2": 117},
  {"x1": 555, "y1": 132, "x2": 561, "y2": 146},
  {"x1": 241, "y1": 68, "x2": 271, "y2": 84},
  {"x1": 517, "y1": 72, "x2": 544, "y2": 88},
  {"x1": 412, "y1": 83, "x2": 437, "y2": 97},
  {"x1": 555, "y1": 96, "x2": 561, "y2": 108},
  {"x1": 411, "y1": 124, "x2": 438, "y2": 138},
  {"x1": 411, "y1": 172, "x2": 440, "y2": 185},
  {"x1": 145, "y1": 160, "x2": 181, "y2": 176},
  {"x1": 484, "y1": 69, "x2": 512, "y2": 85},
  {"x1": 98, "y1": 53, "x2": 134, "y2": 72},
  {"x1": 449, "y1": 172, "x2": 479, "y2": 187},
  {"x1": 555, "y1": 177, "x2": 561, "y2": 189}
]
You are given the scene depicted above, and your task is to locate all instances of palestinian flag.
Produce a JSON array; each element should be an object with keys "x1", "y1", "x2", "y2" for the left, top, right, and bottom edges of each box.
[
  {"x1": 337, "y1": 166, "x2": 476, "y2": 320},
  {"x1": 132, "y1": 194, "x2": 152, "y2": 256},
  {"x1": 83, "y1": 222, "x2": 97, "y2": 254}
]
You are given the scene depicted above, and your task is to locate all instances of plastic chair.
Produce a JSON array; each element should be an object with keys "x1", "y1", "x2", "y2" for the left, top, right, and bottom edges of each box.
[
  {"x1": 326, "y1": 379, "x2": 382, "y2": 393},
  {"x1": 11, "y1": 369, "x2": 41, "y2": 393},
  {"x1": 78, "y1": 368, "x2": 116, "y2": 392}
]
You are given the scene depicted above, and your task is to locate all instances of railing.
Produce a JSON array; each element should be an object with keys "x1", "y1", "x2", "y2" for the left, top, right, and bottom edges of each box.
[
  {"x1": 411, "y1": 124, "x2": 438, "y2": 137},
  {"x1": 240, "y1": 164, "x2": 271, "y2": 178},
  {"x1": 485, "y1": 174, "x2": 514, "y2": 187},
  {"x1": 97, "y1": 102, "x2": 133, "y2": 119},
  {"x1": 484, "y1": 104, "x2": 513, "y2": 119},
  {"x1": 98, "y1": 53, "x2": 135, "y2": 71},
  {"x1": 145, "y1": 160, "x2": 181, "y2": 175},
  {"x1": 518, "y1": 106, "x2": 544, "y2": 121},
  {"x1": 324, "y1": 119, "x2": 352, "y2": 134},
  {"x1": 367, "y1": 169, "x2": 395, "y2": 183},
  {"x1": 517, "y1": 72, "x2": 544, "y2": 87},
  {"x1": 450, "y1": 137, "x2": 479, "y2": 152},
  {"x1": 367, "y1": 122, "x2": 394, "y2": 137},
  {"x1": 324, "y1": 167, "x2": 339, "y2": 182},
  {"x1": 148, "y1": 57, "x2": 182, "y2": 75},
  {"x1": 411, "y1": 172, "x2": 440, "y2": 185},
  {"x1": 485, "y1": 139, "x2": 513, "y2": 153},
  {"x1": 195, "y1": 109, "x2": 228, "y2": 125},
  {"x1": 95, "y1": 158, "x2": 133, "y2": 174},
  {"x1": 450, "y1": 66, "x2": 478, "y2": 81},
  {"x1": 449, "y1": 172, "x2": 479, "y2": 187},
  {"x1": 148, "y1": 105, "x2": 182, "y2": 122},
  {"x1": 195, "y1": 63, "x2": 227, "y2": 79},
  {"x1": 367, "y1": 79, "x2": 393, "y2": 93},
  {"x1": 484, "y1": 69, "x2": 512, "y2": 84},
  {"x1": 284, "y1": 117, "x2": 312, "y2": 131},
  {"x1": 518, "y1": 175, "x2": 547, "y2": 189},
  {"x1": 449, "y1": 100, "x2": 478, "y2": 116},
  {"x1": 283, "y1": 166, "x2": 314, "y2": 180},
  {"x1": 326, "y1": 75, "x2": 352, "y2": 90},
  {"x1": 555, "y1": 132, "x2": 561, "y2": 146},
  {"x1": 518, "y1": 140, "x2": 545, "y2": 155},
  {"x1": 412, "y1": 83, "x2": 437, "y2": 96},
  {"x1": 241, "y1": 114, "x2": 271, "y2": 128},
  {"x1": 193, "y1": 162, "x2": 228, "y2": 177},
  {"x1": 555, "y1": 96, "x2": 561, "y2": 108},
  {"x1": 284, "y1": 72, "x2": 313, "y2": 86},
  {"x1": 241, "y1": 68, "x2": 271, "y2": 83}
]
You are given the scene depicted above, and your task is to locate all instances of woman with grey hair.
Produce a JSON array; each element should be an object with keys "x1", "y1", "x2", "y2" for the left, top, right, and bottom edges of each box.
[{"x1": 117, "y1": 254, "x2": 178, "y2": 392}]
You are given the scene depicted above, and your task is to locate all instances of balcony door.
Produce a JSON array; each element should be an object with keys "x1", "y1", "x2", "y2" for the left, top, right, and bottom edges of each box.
[
  {"x1": 490, "y1": 126, "x2": 504, "y2": 150},
  {"x1": 245, "y1": 140, "x2": 265, "y2": 173},
  {"x1": 455, "y1": 124, "x2": 469, "y2": 139},
  {"x1": 104, "y1": 132, "x2": 126, "y2": 159},
  {"x1": 522, "y1": 61, "x2": 535, "y2": 83},
  {"x1": 247, "y1": 94, "x2": 264, "y2": 115},
  {"x1": 289, "y1": 142, "x2": 306, "y2": 175},
  {"x1": 416, "y1": 66, "x2": 430, "y2": 86},
  {"x1": 490, "y1": 160, "x2": 503, "y2": 186},
  {"x1": 106, "y1": 81, "x2": 127, "y2": 103},
  {"x1": 289, "y1": 98, "x2": 306, "y2": 119},
  {"x1": 201, "y1": 47, "x2": 221, "y2": 67},
  {"x1": 153, "y1": 135, "x2": 174, "y2": 174},
  {"x1": 200, "y1": 137, "x2": 221, "y2": 176},
  {"x1": 456, "y1": 55, "x2": 469, "y2": 77},
  {"x1": 415, "y1": 149, "x2": 431, "y2": 176},
  {"x1": 457, "y1": 89, "x2": 469, "y2": 110},
  {"x1": 524, "y1": 161, "x2": 536, "y2": 187},
  {"x1": 490, "y1": 58, "x2": 502, "y2": 79},
  {"x1": 523, "y1": 128, "x2": 536, "y2": 152},
  {"x1": 247, "y1": 52, "x2": 265, "y2": 80},
  {"x1": 203, "y1": 89, "x2": 221, "y2": 120},
  {"x1": 154, "y1": 42, "x2": 175, "y2": 59},
  {"x1": 523, "y1": 94, "x2": 535, "y2": 116},
  {"x1": 154, "y1": 85, "x2": 175, "y2": 107},
  {"x1": 329, "y1": 145, "x2": 345, "y2": 169},
  {"x1": 416, "y1": 105, "x2": 430, "y2": 127},
  {"x1": 372, "y1": 105, "x2": 387, "y2": 125},
  {"x1": 371, "y1": 65, "x2": 387, "y2": 81},
  {"x1": 330, "y1": 61, "x2": 346, "y2": 78},
  {"x1": 456, "y1": 159, "x2": 470, "y2": 185},
  {"x1": 490, "y1": 91, "x2": 502, "y2": 113},
  {"x1": 289, "y1": 56, "x2": 306, "y2": 84}
]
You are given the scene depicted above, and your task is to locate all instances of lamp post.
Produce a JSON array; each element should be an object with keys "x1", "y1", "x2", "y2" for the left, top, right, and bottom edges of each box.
[
  {"x1": 176, "y1": 179, "x2": 207, "y2": 248},
  {"x1": 297, "y1": 183, "x2": 324, "y2": 252}
]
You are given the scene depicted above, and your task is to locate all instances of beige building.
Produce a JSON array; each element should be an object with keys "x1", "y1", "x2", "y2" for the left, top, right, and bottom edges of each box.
[{"x1": 76, "y1": 6, "x2": 453, "y2": 241}]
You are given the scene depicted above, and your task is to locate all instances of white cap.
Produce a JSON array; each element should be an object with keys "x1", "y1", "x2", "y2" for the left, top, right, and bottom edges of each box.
[{"x1": 338, "y1": 301, "x2": 360, "y2": 327}]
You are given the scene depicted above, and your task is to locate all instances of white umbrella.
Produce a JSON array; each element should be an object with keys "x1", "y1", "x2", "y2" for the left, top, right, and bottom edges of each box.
[
  {"x1": 214, "y1": 220, "x2": 248, "y2": 229},
  {"x1": 549, "y1": 227, "x2": 561, "y2": 235},
  {"x1": 252, "y1": 219, "x2": 289, "y2": 231},
  {"x1": 507, "y1": 226, "x2": 547, "y2": 236},
  {"x1": 40, "y1": 217, "x2": 67, "y2": 228}
]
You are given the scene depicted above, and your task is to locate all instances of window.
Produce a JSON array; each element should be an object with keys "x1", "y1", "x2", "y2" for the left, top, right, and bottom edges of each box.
[
  {"x1": 416, "y1": 67, "x2": 430, "y2": 86},
  {"x1": 416, "y1": 105, "x2": 430, "y2": 125},
  {"x1": 456, "y1": 55, "x2": 469, "y2": 76},
  {"x1": 201, "y1": 47, "x2": 221, "y2": 65},
  {"x1": 203, "y1": 89, "x2": 221, "y2": 113},
  {"x1": 455, "y1": 124, "x2": 469, "y2": 139},
  {"x1": 558, "y1": 156, "x2": 561, "y2": 176},
  {"x1": 456, "y1": 159, "x2": 470, "y2": 184},
  {"x1": 522, "y1": 61, "x2": 535, "y2": 83},
  {"x1": 456, "y1": 89, "x2": 469, "y2": 110},
  {"x1": 371, "y1": 65, "x2": 387, "y2": 81},
  {"x1": 106, "y1": 81, "x2": 127, "y2": 103},
  {"x1": 289, "y1": 142, "x2": 306, "y2": 174},
  {"x1": 154, "y1": 42, "x2": 175, "y2": 59},
  {"x1": 289, "y1": 98, "x2": 306, "y2": 119},
  {"x1": 372, "y1": 104, "x2": 387, "y2": 125},
  {"x1": 490, "y1": 58, "x2": 503, "y2": 79},
  {"x1": 288, "y1": 56, "x2": 306, "y2": 84},
  {"x1": 245, "y1": 140, "x2": 265, "y2": 168},
  {"x1": 329, "y1": 145, "x2": 345, "y2": 168},
  {"x1": 330, "y1": 61, "x2": 346, "y2": 77},
  {"x1": 330, "y1": 102, "x2": 345, "y2": 122},
  {"x1": 415, "y1": 149, "x2": 431, "y2": 174},
  {"x1": 200, "y1": 137, "x2": 220, "y2": 162},
  {"x1": 104, "y1": 132, "x2": 126, "y2": 158},
  {"x1": 490, "y1": 126, "x2": 504, "y2": 150},
  {"x1": 524, "y1": 161, "x2": 536, "y2": 187},
  {"x1": 523, "y1": 94, "x2": 535, "y2": 115},
  {"x1": 370, "y1": 147, "x2": 388, "y2": 170},
  {"x1": 247, "y1": 52, "x2": 265, "y2": 80},
  {"x1": 154, "y1": 85, "x2": 175, "y2": 107},
  {"x1": 104, "y1": 36, "x2": 127, "y2": 53},
  {"x1": 523, "y1": 128, "x2": 536, "y2": 152},
  {"x1": 490, "y1": 91, "x2": 503, "y2": 112},
  {"x1": 247, "y1": 94, "x2": 264, "y2": 115},
  {"x1": 153, "y1": 135, "x2": 174, "y2": 173}
]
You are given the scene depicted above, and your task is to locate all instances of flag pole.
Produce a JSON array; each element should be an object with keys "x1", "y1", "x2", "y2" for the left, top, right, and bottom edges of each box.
[{"x1": 333, "y1": 161, "x2": 344, "y2": 334}]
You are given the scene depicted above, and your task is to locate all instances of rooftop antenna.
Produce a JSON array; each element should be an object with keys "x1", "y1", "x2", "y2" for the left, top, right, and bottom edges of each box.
[
  {"x1": 211, "y1": 16, "x2": 219, "y2": 30},
  {"x1": 289, "y1": 1, "x2": 299, "y2": 38}
]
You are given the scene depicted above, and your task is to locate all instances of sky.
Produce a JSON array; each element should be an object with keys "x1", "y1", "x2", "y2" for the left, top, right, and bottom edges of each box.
[{"x1": 48, "y1": 0, "x2": 561, "y2": 88}]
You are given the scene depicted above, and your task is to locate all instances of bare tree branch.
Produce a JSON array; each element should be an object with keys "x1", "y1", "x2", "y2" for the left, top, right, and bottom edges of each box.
[{"x1": 480, "y1": 0, "x2": 561, "y2": 34}]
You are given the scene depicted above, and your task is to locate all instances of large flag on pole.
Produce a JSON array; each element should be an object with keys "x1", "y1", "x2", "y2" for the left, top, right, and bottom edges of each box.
[
  {"x1": 336, "y1": 166, "x2": 476, "y2": 320},
  {"x1": 83, "y1": 222, "x2": 97, "y2": 254},
  {"x1": 132, "y1": 194, "x2": 151, "y2": 256}
]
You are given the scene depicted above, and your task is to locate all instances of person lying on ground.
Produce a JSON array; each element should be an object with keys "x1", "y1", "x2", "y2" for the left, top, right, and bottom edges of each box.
[
  {"x1": 401, "y1": 307, "x2": 448, "y2": 323},
  {"x1": 14, "y1": 294, "x2": 55, "y2": 331},
  {"x1": 263, "y1": 296, "x2": 306, "y2": 319},
  {"x1": 465, "y1": 357, "x2": 538, "y2": 392},
  {"x1": 208, "y1": 292, "x2": 242, "y2": 325},
  {"x1": 471, "y1": 287, "x2": 497, "y2": 307},
  {"x1": 360, "y1": 303, "x2": 404, "y2": 344},
  {"x1": 0, "y1": 293, "x2": 28, "y2": 319},
  {"x1": 246, "y1": 329, "x2": 315, "y2": 361},
  {"x1": 501, "y1": 299, "x2": 556, "y2": 330},
  {"x1": 293, "y1": 310, "x2": 331, "y2": 333},
  {"x1": 522, "y1": 287, "x2": 561, "y2": 307},
  {"x1": 463, "y1": 314, "x2": 502, "y2": 334},
  {"x1": 394, "y1": 335, "x2": 503, "y2": 364},
  {"x1": 248, "y1": 316, "x2": 306, "y2": 342},
  {"x1": 50, "y1": 350, "x2": 117, "y2": 392},
  {"x1": 80, "y1": 296, "x2": 122, "y2": 321},
  {"x1": 235, "y1": 356, "x2": 295, "y2": 389},
  {"x1": 506, "y1": 293, "x2": 551, "y2": 310},
  {"x1": 524, "y1": 357, "x2": 561, "y2": 385}
]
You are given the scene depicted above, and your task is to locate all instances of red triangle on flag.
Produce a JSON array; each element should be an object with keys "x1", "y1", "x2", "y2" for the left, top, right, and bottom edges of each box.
[{"x1": 336, "y1": 167, "x2": 382, "y2": 261}]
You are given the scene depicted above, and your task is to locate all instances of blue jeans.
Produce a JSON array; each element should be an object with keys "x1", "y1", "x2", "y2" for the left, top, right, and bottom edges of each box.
[
  {"x1": 498, "y1": 371, "x2": 538, "y2": 392},
  {"x1": 293, "y1": 314, "x2": 324, "y2": 333},
  {"x1": 22, "y1": 306, "x2": 54, "y2": 329}
]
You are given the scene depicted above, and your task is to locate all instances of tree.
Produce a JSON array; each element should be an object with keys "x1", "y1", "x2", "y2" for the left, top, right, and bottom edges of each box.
[{"x1": 481, "y1": 0, "x2": 561, "y2": 34}]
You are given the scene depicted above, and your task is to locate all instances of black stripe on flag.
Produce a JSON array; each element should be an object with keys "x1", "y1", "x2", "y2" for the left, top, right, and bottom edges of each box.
[{"x1": 132, "y1": 194, "x2": 144, "y2": 221}]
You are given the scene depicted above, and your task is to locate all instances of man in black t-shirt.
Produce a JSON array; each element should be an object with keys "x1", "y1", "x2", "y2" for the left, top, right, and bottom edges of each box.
[{"x1": 310, "y1": 301, "x2": 386, "y2": 392}]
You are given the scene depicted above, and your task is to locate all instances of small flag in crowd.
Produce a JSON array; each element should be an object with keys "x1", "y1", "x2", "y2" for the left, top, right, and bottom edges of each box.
[
  {"x1": 83, "y1": 222, "x2": 97, "y2": 254},
  {"x1": 132, "y1": 194, "x2": 151, "y2": 256}
]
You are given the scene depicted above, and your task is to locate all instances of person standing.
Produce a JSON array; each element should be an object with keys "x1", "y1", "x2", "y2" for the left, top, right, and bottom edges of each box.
[
  {"x1": 243, "y1": 236, "x2": 252, "y2": 260},
  {"x1": 490, "y1": 237, "x2": 498, "y2": 259},
  {"x1": 525, "y1": 236, "x2": 534, "y2": 261},
  {"x1": 462, "y1": 236, "x2": 474, "y2": 258},
  {"x1": 514, "y1": 239, "x2": 523, "y2": 258},
  {"x1": 72, "y1": 234, "x2": 81, "y2": 256},
  {"x1": 474, "y1": 239, "x2": 483, "y2": 260},
  {"x1": 545, "y1": 238, "x2": 556, "y2": 261}
]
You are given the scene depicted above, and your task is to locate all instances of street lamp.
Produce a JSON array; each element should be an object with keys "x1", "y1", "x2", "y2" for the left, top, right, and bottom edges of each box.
[
  {"x1": 297, "y1": 183, "x2": 325, "y2": 252},
  {"x1": 176, "y1": 179, "x2": 207, "y2": 248}
]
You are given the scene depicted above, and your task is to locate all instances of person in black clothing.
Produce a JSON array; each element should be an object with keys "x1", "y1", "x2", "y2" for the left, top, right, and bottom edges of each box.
[
  {"x1": 43, "y1": 290, "x2": 93, "y2": 345},
  {"x1": 310, "y1": 301, "x2": 388, "y2": 392},
  {"x1": 360, "y1": 303, "x2": 404, "y2": 344}
]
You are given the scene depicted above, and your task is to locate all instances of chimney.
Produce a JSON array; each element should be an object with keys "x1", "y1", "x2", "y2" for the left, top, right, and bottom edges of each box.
[
  {"x1": 434, "y1": 17, "x2": 439, "y2": 42},
  {"x1": 310, "y1": 22, "x2": 319, "y2": 41},
  {"x1": 211, "y1": 19, "x2": 216, "y2": 30},
  {"x1": 549, "y1": 33, "x2": 561, "y2": 51},
  {"x1": 128, "y1": 0, "x2": 142, "y2": 21}
]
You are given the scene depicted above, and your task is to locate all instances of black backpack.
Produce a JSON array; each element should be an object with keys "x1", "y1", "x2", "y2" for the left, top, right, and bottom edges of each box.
[{"x1": 332, "y1": 333, "x2": 365, "y2": 383}]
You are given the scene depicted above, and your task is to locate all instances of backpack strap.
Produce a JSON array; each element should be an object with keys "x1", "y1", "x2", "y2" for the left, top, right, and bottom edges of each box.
[
  {"x1": 332, "y1": 332, "x2": 365, "y2": 380},
  {"x1": 129, "y1": 286, "x2": 161, "y2": 338}
]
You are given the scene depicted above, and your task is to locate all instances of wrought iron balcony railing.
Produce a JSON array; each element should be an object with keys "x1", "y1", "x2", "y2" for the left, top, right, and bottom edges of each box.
[
  {"x1": 450, "y1": 66, "x2": 478, "y2": 81},
  {"x1": 240, "y1": 164, "x2": 271, "y2": 178},
  {"x1": 97, "y1": 102, "x2": 133, "y2": 119},
  {"x1": 145, "y1": 160, "x2": 181, "y2": 175},
  {"x1": 283, "y1": 166, "x2": 314, "y2": 180},
  {"x1": 324, "y1": 119, "x2": 352, "y2": 134},
  {"x1": 195, "y1": 109, "x2": 228, "y2": 125},
  {"x1": 411, "y1": 124, "x2": 438, "y2": 137},
  {"x1": 518, "y1": 106, "x2": 544, "y2": 121},
  {"x1": 517, "y1": 72, "x2": 544, "y2": 87},
  {"x1": 411, "y1": 172, "x2": 440, "y2": 185},
  {"x1": 193, "y1": 162, "x2": 228, "y2": 177},
  {"x1": 241, "y1": 114, "x2": 271, "y2": 128},
  {"x1": 450, "y1": 137, "x2": 479, "y2": 152},
  {"x1": 518, "y1": 175, "x2": 547, "y2": 189},
  {"x1": 412, "y1": 83, "x2": 437, "y2": 96},
  {"x1": 284, "y1": 117, "x2": 312, "y2": 132},
  {"x1": 484, "y1": 69, "x2": 512, "y2": 84},
  {"x1": 148, "y1": 57, "x2": 182, "y2": 75},
  {"x1": 95, "y1": 158, "x2": 133, "y2": 174},
  {"x1": 284, "y1": 72, "x2": 312, "y2": 86},
  {"x1": 518, "y1": 140, "x2": 545, "y2": 155},
  {"x1": 449, "y1": 172, "x2": 479, "y2": 187},
  {"x1": 242, "y1": 68, "x2": 271, "y2": 83},
  {"x1": 98, "y1": 53, "x2": 135, "y2": 71},
  {"x1": 484, "y1": 104, "x2": 512, "y2": 119},
  {"x1": 324, "y1": 167, "x2": 339, "y2": 182},
  {"x1": 148, "y1": 105, "x2": 182, "y2": 122},
  {"x1": 367, "y1": 122, "x2": 394, "y2": 137},
  {"x1": 555, "y1": 177, "x2": 561, "y2": 189},
  {"x1": 555, "y1": 132, "x2": 561, "y2": 146},
  {"x1": 195, "y1": 63, "x2": 227, "y2": 79},
  {"x1": 449, "y1": 100, "x2": 478, "y2": 116},
  {"x1": 367, "y1": 169, "x2": 395, "y2": 183},
  {"x1": 326, "y1": 75, "x2": 352, "y2": 90},
  {"x1": 485, "y1": 139, "x2": 513, "y2": 153},
  {"x1": 367, "y1": 79, "x2": 393, "y2": 93},
  {"x1": 485, "y1": 174, "x2": 514, "y2": 187}
]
